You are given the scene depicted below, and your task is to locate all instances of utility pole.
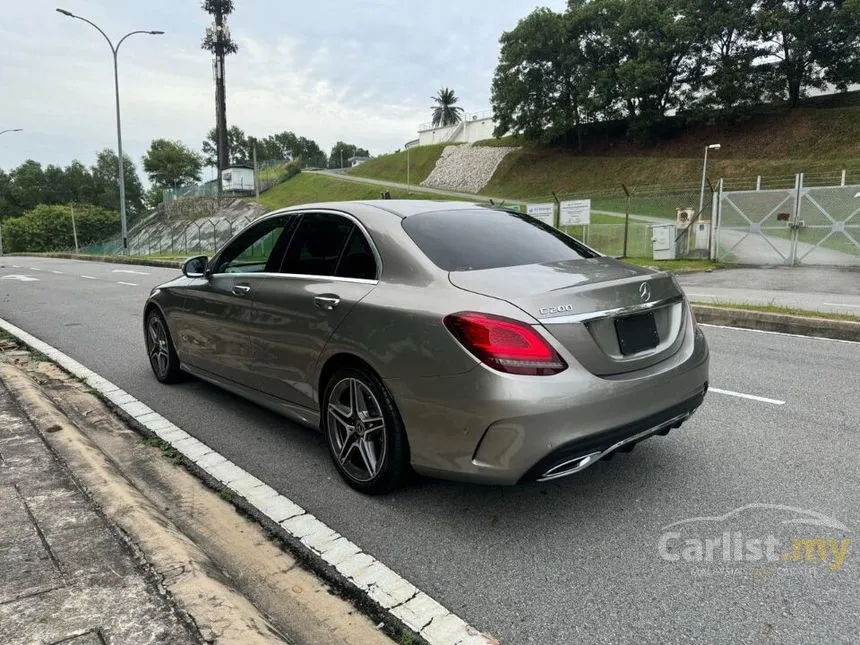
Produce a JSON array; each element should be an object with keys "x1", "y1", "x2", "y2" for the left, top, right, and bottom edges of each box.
[{"x1": 202, "y1": 1, "x2": 238, "y2": 207}]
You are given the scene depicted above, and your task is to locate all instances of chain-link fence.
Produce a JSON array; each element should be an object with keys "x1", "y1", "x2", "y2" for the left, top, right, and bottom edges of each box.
[{"x1": 162, "y1": 158, "x2": 293, "y2": 203}]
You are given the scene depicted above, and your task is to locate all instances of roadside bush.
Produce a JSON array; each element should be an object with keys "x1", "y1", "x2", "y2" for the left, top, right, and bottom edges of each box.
[
  {"x1": 2, "y1": 203, "x2": 121, "y2": 253},
  {"x1": 284, "y1": 158, "x2": 302, "y2": 180}
]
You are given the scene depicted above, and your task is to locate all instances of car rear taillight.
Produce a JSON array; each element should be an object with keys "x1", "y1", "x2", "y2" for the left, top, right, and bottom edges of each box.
[{"x1": 443, "y1": 312, "x2": 567, "y2": 376}]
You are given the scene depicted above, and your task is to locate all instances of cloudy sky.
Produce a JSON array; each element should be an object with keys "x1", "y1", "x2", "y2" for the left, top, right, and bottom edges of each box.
[{"x1": 0, "y1": 0, "x2": 564, "y2": 180}]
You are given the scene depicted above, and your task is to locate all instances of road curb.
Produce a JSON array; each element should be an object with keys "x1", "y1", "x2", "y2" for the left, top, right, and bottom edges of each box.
[
  {"x1": 691, "y1": 304, "x2": 860, "y2": 342},
  {"x1": 6, "y1": 252, "x2": 183, "y2": 269},
  {"x1": 0, "y1": 316, "x2": 499, "y2": 645}
]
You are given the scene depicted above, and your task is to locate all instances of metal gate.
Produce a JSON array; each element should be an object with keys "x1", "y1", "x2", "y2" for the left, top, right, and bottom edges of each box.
[{"x1": 716, "y1": 174, "x2": 860, "y2": 266}]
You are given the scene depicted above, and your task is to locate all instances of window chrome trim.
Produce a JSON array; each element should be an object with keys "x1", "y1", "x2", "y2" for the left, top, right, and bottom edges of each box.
[
  {"x1": 208, "y1": 271, "x2": 378, "y2": 286},
  {"x1": 540, "y1": 295, "x2": 683, "y2": 325}
]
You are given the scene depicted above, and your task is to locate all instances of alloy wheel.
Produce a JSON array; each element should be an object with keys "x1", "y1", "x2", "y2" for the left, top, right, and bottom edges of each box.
[
  {"x1": 327, "y1": 377, "x2": 388, "y2": 483},
  {"x1": 147, "y1": 315, "x2": 171, "y2": 379}
]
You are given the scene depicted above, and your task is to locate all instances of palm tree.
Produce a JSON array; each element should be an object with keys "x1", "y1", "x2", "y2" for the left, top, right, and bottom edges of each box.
[{"x1": 430, "y1": 88, "x2": 464, "y2": 128}]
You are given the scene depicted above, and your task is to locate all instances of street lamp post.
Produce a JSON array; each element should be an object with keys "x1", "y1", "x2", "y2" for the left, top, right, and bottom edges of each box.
[
  {"x1": 56, "y1": 8, "x2": 163, "y2": 253},
  {"x1": 699, "y1": 143, "x2": 721, "y2": 216}
]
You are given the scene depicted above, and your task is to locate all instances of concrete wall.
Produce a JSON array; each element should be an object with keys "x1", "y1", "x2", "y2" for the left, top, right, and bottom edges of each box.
[{"x1": 417, "y1": 114, "x2": 497, "y2": 146}]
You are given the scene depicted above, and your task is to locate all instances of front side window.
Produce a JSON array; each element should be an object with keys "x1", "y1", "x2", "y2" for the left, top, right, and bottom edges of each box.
[
  {"x1": 281, "y1": 212, "x2": 370, "y2": 278},
  {"x1": 213, "y1": 217, "x2": 290, "y2": 274}
]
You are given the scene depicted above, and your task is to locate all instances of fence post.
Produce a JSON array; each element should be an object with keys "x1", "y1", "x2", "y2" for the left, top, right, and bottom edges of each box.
[
  {"x1": 0, "y1": 221, "x2": 4, "y2": 256},
  {"x1": 756, "y1": 176, "x2": 761, "y2": 191},
  {"x1": 621, "y1": 184, "x2": 631, "y2": 258},
  {"x1": 710, "y1": 179, "x2": 722, "y2": 261},
  {"x1": 70, "y1": 205, "x2": 79, "y2": 253},
  {"x1": 551, "y1": 191, "x2": 560, "y2": 229},
  {"x1": 841, "y1": 169, "x2": 847, "y2": 187}
]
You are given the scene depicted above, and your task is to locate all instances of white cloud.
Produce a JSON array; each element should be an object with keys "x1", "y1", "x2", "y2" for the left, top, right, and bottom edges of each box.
[{"x1": 0, "y1": 0, "x2": 565, "y2": 178}]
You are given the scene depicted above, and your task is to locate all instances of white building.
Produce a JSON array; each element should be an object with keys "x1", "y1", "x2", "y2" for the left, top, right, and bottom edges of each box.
[
  {"x1": 417, "y1": 109, "x2": 497, "y2": 146},
  {"x1": 220, "y1": 165, "x2": 255, "y2": 193}
]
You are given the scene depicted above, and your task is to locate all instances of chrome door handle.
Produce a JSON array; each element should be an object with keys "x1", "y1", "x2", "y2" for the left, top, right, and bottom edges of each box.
[
  {"x1": 232, "y1": 284, "x2": 251, "y2": 296},
  {"x1": 314, "y1": 295, "x2": 340, "y2": 311}
]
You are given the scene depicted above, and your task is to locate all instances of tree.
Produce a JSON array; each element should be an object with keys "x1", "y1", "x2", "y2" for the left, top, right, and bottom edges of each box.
[
  {"x1": 686, "y1": 0, "x2": 765, "y2": 115},
  {"x1": 202, "y1": 126, "x2": 249, "y2": 166},
  {"x1": 6, "y1": 160, "x2": 47, "y2": 214},
  {"x1": 430, "y1": 87, "x2": 464, "y2": 127},
  {"x1": 756, "y1": 0, "x2": 860, "y2": 107},
  {"x1": 143, "y1": 139, "x2": 203, "y2": 188},
  {"x1": 91, "y1": 149, "x2": 145, "y2": 219},
  {"x1": 492, "y1": 8, "x2": 593, "y2": 146},
  {"x1": 328, "y1": 142, "x2": 370, "y2": 168}
]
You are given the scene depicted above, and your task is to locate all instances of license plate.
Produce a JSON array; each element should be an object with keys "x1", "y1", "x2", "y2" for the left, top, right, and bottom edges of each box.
[{"x1": 615, "y1": 312, "x2": 660, "y2": 355}]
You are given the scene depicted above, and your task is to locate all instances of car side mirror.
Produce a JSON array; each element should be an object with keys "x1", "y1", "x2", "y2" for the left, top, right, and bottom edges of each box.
[{"x1": 182, "y1": 255, "x2": 209, "y2": 278}]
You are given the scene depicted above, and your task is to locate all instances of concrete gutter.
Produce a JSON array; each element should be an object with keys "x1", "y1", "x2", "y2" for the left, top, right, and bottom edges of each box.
[
  {"x1": 691, "y1": 304, "x2": 860, "y2": 342},
  {"x1": 7, "y1": 252, "x2": 183, "y2": 269}
]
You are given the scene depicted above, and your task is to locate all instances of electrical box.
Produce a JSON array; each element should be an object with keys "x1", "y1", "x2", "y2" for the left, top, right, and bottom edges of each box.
[
  {"x1": 694, "y1": 220, "x2": 711, "y2": 251},
  {"x1": 652, "y1": 224, "x2": 677, "y2": 260}
]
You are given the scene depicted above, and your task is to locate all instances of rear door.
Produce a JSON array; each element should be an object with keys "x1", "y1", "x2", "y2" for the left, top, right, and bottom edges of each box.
[
  {"x1": 248, "y1": 211, "x2": 379, "y2": 410},
  {"x1": 174, "y1": 215, "x2": 294, "y2": 382},
  {"x1": 401, "y1": 207, "x2": 687, "y2": 377}
]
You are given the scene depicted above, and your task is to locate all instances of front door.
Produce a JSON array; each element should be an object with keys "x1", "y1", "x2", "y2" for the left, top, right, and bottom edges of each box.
[
  {"x1": 248, "y1": 211, "x2": 379, "y2": 410},
  {"x1": 175, "y1": 215, "x2": 294, "y2": 383}
]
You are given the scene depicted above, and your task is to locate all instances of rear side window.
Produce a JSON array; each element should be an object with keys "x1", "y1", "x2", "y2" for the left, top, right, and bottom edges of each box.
[
  {"x1": 281, "y1": 213, "x2": 353, "y2": 276},
  {"x1": 401, "y1": 208, "x2": 595, "y2": 271}
]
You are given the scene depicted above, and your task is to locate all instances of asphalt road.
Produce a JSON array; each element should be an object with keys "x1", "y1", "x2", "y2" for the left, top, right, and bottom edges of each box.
[{"x1": 2, "y1": 256, "x2": 858, "y2": 645}]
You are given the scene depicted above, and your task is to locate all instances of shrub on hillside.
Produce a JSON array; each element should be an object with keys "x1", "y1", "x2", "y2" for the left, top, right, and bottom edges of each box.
[
  {"x1": 285, "y1": 158, "x2": 302, "y2": 180},
  {"x1": 2, "y1": 203, "x2": 121, "y2": 253}
]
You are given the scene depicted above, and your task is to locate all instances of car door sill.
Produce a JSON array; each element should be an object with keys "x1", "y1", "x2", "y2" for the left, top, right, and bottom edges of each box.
[{"x1": 180, "y1": 363, "x2": 321, "y2": 430}]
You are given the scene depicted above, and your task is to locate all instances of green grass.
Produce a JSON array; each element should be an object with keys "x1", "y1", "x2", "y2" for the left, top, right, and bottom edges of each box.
[
  {"x1": 347, "y1": 143, "x2": 457, "y2": 185},
  {"x1": 693, "y1": 301, "x2": 860, "y2": 322},
  {"x1": 624, "y1": 257, "x2": 720, "y2": 271},
  {"x1": 259, "y1": 172, "x2": 465, "y2": 210}
]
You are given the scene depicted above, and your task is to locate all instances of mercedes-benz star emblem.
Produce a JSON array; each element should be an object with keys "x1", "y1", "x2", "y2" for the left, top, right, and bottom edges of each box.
[{"x1": 639, "y1": 282, "x2": 651, "y2": 302}]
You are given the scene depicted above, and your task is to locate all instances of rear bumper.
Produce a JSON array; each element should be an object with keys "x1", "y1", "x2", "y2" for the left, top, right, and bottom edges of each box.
[
  {"x1": 385, "y1": 318, "x2": 709, "y2": 486},
  {"x1": 518, "y1": 384, "x2": 707, "y2": 483}
]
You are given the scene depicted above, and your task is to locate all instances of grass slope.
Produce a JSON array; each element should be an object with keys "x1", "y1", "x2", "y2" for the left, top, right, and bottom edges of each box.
[
  {"x1": 258, "y1": 172, "x2": 462, "y2": 210},
  {"x1": 347, "y1": 143, "x2": 456, "y2": 185}
]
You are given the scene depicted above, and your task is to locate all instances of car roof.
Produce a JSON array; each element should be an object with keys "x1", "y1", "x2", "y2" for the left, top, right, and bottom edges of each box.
[{"x1": 273, "y1": 199, "x2": 496, "y2": 219}]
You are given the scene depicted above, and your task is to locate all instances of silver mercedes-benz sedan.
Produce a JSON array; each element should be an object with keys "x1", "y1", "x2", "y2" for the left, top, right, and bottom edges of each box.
[{"x1": 143, "y1": 200, "x2": 709, "y2": 494}]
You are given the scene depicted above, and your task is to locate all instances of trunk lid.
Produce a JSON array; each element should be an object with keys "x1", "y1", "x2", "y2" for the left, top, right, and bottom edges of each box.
[{"x1": 449, "y1": 257, "x2": 688, "y2": 376}]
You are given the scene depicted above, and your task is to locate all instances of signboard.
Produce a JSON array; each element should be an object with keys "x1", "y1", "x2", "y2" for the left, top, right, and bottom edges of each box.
[
  {"x1": 560, "y1": 199, "x2": 591, "y2": 226},
  {"x1": 526, "y1": 202, "x2": 555, "y2": 225}
]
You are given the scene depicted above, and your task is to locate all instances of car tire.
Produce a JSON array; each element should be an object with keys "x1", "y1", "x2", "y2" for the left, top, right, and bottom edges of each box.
[
  {"x1": 145, "y1": 308, "x2": 183, "y2": 384},
  {"x1": 322, "y1": 366, "x2": 410, "y2": 494}
]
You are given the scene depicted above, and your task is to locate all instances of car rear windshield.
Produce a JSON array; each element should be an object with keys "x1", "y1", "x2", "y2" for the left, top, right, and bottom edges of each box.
[{"x1": 401, "y1": 208, "x2": 596, "y2": 271}]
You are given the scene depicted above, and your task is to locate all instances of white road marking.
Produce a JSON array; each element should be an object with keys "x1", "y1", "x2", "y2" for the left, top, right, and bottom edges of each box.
[
  {"x1": 80, "y1": 275, "x2": 97, "y2": 280},
  {"x1": 0, "y1": 316, "x2": 496, "y2": 645},
  {"x1": 117, "y1": 281, "x2": 138, "y2": 287},
  {"x1": 11, "y1": 265, "x2": 22, "y2": 268},
  {"x1": 1, "y1": 274, "x2": 39, "y2": 282},
  {"x1": 822, "y1": 302, "x2": 860, "y2": 308},
  {"x1": 51, "y1": 270, "x2": 65, "y2": 275},
  {"x1": 28, "y1": 267, "x2": 41, "y2": 271},
  {"x1": 113, "y1": 269, "x2": 150, "y2": 275},
  {"x1": 710, "y1": 387, "x2": 785, "y2": 406},
  {"x1": 685, "y1": 293, "x2": 716, "y2": 298},
  {"x1": 700, "y1": 323, "x2": 860, "y2": 345}
]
